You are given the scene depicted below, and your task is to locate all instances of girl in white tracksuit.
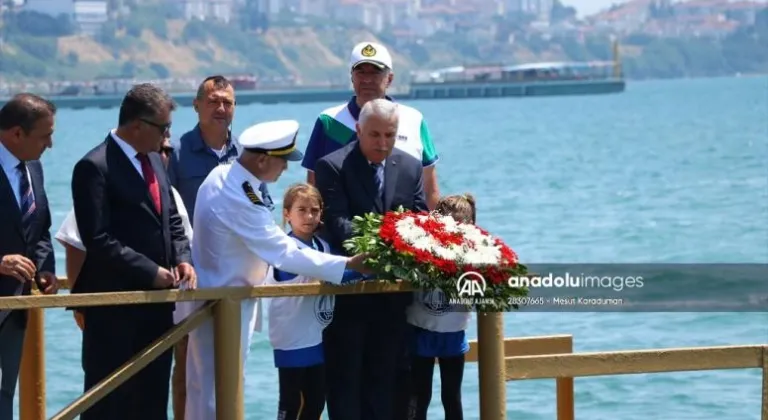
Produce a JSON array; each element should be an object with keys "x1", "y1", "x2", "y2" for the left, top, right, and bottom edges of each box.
[
  {"x1": 267, "y1": 183, "x2": 362, "y2": 420},
  {"x1": 406, "y1": 193, "x2": 477, "y2": 420}
]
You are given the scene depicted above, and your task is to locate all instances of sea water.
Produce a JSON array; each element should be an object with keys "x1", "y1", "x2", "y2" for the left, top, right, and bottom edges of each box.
[{"x1": 15, "y1": 75, "x2": 768, "y2": 419}]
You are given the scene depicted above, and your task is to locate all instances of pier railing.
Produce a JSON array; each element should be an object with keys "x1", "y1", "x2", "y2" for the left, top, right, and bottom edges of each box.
[{"x1": 0, "y1": 280, "x2": 766, "y2": 420}]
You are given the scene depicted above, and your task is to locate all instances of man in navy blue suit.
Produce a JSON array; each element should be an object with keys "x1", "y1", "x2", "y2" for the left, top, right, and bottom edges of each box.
[
  {"x1": 315, "y1": 98, "x2": 429, "y2": 420},
  {"x1": 0, "y1": 93, "x2": 60, "y2": 420},
  {"x1": 71, "y1": 84, "x2": 196, "y2": 420}
]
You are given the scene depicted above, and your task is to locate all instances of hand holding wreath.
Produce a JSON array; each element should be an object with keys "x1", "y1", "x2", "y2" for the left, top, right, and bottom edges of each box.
[{"x1": 343, "y1": 207, "x2": 529, "y2": 311}]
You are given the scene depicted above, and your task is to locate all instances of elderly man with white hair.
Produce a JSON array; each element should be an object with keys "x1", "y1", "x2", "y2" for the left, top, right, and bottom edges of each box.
[{"x1": 314, "y1": 98, "x2": 429, "y2": 420}]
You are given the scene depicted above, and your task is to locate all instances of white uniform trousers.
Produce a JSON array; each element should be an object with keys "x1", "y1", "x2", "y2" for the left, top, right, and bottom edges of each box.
[{"x1": 184, "y1": 297, "x2": 260, "y2": 420}]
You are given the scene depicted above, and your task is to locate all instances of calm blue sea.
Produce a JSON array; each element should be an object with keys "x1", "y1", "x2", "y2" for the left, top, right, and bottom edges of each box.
[{"x1": 13, "y1": 76, "x2": 768, "y2": 419}]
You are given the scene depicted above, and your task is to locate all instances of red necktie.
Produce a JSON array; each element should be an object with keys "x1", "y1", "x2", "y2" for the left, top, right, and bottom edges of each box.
[{"x1": 136, "y1": 153, "x2": 161, "y2": 214}]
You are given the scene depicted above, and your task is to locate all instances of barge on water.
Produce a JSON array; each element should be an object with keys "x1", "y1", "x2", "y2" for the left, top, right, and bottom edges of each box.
[
  {"x1": 407, "y1": 60, "x2": 625, "y2": 100},
  {"x1": 407, "y1": 38, "x2": 626, "y2": 99}
]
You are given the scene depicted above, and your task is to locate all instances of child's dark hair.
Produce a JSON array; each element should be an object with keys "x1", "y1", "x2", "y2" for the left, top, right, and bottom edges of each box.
[
  {"x1": 435, "y1": 193, "x2": 476, "y2": 224},
  {"x1": 281, "y1": 183, "x2": 324, "y2": 230}
]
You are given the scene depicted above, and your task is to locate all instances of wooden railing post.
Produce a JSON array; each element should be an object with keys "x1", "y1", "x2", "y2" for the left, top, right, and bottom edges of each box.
[
  {"x1": 19, "y1": 307, "x2": 45, "y2": 420},
  {"x1": 761, "y1": 346, "x2": 767, "y2": 420},
  {"x1": 556, "y1": 336, "x2": 575, "y2": 420},
  {"x1": 213, "y1": 298, "x2": 244, "y2": 420},
  {"x1": 477, "y1": 312, "x2": 506, "y2": 420}
]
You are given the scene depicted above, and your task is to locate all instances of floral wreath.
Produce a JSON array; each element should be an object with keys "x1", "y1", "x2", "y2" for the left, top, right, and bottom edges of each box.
[{"x1": 343, "y1": 207, "x2": 529, "y2": 311}]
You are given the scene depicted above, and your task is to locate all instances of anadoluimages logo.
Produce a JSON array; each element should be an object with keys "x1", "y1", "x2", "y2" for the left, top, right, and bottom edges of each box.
[{"x1": 456, "y1": 271, "x2": 487, "y2": 298}]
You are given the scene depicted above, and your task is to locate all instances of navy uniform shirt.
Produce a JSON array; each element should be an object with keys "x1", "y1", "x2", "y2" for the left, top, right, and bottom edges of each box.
[{"x1": 167, "y1": 124, "x2": 240, "y2": 223}]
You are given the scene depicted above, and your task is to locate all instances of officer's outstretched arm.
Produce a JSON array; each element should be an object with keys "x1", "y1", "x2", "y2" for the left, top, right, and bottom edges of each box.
[{"x1": 219, "y1": 203, "x2": 349, "y2": 284}]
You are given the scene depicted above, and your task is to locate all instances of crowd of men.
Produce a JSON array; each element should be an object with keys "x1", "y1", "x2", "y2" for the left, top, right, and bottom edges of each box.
[{"x1": 0, "y1": 41, "x2": 441, "y2": 420}]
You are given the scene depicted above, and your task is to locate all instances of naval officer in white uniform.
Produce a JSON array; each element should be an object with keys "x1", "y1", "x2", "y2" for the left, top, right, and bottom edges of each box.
[{"x1": 185, "y1": 119, "x2": 370, "y2": 420}]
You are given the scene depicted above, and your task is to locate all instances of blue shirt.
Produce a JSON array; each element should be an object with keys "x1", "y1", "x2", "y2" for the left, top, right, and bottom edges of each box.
[{"x1": 167, "y1": 124, "x2": 239, "y2": 223}]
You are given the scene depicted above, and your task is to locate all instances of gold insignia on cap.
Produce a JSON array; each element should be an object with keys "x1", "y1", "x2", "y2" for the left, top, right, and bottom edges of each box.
[
  {"x1": 361, "y1": 44, "x2": 376, "y2": 57},
  {"x1": 265, "y1": 132, "x2": 298, "y2": 157},
  {"x1": 242, "y1": 181, "x2": 265, "y2": 207}
]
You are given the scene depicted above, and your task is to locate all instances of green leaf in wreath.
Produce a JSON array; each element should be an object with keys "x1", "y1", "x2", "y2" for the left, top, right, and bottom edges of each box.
[{"x1": 392, "y1": 266, "x2": 410, "y2": 279}]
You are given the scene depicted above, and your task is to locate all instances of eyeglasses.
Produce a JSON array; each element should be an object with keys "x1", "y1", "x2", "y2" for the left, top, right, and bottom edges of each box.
[
  {"x1": 140, "y1": 118, "x2": 172, "y2": 137},
  {"x1": 160, "y1": 145, "x2": 174, "y2": 156}
]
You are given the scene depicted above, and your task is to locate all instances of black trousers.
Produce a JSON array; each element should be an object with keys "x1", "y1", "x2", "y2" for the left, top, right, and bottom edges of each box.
[
  {"x1": 80, "y1": 305, "x2": 174, "y2": 420},
  {"x1": 324, "y1": 312, "x2": 410, "y2": 420},
  {"x1": 394, "y1": 325, "x2": 414, "y2": 420},
  {"x1": 407, "y1": 354, "x2": 465, "y2": 420},
  {"x1": 277, "y1": 364, "x2": 326, "y2": 420}
]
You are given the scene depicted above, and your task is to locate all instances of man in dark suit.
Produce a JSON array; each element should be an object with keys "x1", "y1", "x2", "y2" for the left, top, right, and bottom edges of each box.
[
  {"x1": 0, "y1": 93, "x2": 59, "y2": 420},
  {"x1": 71, "y1": 83, "x2": 197, "y2": 420},
  {"x1": 314, "y1": 98, "x2": 429, "y2": 420}
]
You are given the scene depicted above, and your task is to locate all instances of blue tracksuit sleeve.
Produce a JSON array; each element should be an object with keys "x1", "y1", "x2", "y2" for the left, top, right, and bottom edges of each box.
[{"x1": 341, "y1": 269, "x2": 367, "y2": 284}]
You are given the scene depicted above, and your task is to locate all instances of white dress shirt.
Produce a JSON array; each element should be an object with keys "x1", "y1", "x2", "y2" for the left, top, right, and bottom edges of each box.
[
  {"x1": 0, "y1": 140, "x2": 34, "y2": 208},
  {"x1": 110, "y1": 129, "x2": 144, "y2": 179}
]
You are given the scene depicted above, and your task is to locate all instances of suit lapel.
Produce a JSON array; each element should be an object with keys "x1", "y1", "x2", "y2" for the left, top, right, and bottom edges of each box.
[
  {"x1": 383, "y1": 154, "x2": 400, "y2": 211},
  {"x1": 0, "y1": 168, "x2": 23, "y2": 240},
  {"x1": 106, "y1": 136, "x2": 161, "y2": 225},
  {"x1": 351, "y1": 143, "x2": 382, "y2": 212}
]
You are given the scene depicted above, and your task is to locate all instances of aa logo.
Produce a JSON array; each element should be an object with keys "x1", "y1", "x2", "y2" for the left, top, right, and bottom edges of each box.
[{"x1": 456, "y1": 271, "x2": 486, "y2": 298}]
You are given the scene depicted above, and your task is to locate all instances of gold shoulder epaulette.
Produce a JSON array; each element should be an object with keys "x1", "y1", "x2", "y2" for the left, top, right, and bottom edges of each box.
[{"x1": 242, "y1": 181, "x2": 265, "y2": 207}]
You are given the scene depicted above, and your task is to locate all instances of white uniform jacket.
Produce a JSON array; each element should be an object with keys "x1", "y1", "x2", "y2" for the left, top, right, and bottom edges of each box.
[{"x1": 185, "y1": 161, "x2": 348, "y2": 420}]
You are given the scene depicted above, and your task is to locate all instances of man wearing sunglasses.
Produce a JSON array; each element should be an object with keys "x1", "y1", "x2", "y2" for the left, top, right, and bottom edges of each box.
[
  {"x1": 69, "y1": 83, "x2": 196, "y2": 420},
  {"x1": 56, "y1": 140, "x2": 193, "y2": 326}
]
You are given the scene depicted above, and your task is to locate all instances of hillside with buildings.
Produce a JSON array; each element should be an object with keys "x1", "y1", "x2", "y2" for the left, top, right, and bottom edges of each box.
[{"x1": 0, "y1": 0, "x2": 766, "y2": 93}]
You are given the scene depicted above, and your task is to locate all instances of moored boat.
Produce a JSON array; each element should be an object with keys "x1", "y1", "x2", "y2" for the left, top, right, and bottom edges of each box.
[{"x1": 407, "y1": 40, "x2": 625, "y2": 99}]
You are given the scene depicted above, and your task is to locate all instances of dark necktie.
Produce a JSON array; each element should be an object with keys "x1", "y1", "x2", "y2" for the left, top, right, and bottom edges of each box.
[
  {"x1": 17, "y1": 162, "x2": 35, "y2": 234},
  {"x1": 371, "y1": 162, "x2": 384, "y2": 201},
  {"x1": 136, "y1": 153, "x2": 161, "y2": 214},
  {"x1": 259, "y1": 183, "x2": 275, "y2": 211}
]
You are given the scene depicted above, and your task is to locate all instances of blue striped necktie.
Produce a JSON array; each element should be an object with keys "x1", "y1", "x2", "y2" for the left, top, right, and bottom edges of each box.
[
  {"x1": 371, "y1": 162, "x2": 384, "y2": 201},
  {"x1": 17, "y1": 162, "x2": 35, "y2": 233}
]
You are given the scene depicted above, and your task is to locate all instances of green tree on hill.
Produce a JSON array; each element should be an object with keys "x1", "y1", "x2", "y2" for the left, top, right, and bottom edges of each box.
[{"x1": 550, "y1": 0, "x2": 577, "y2": 22}]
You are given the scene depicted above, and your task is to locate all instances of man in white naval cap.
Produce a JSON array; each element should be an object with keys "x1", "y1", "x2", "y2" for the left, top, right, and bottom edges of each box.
[{"x1": 184, "y1": 119, "x2": 370, "y2": 420}]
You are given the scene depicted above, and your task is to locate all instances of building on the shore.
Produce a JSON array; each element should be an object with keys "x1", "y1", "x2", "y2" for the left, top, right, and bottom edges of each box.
[
  {"x1": 174, "y1": 0, "x2": 237, "y2": 23},
  {"x1": 22, "y1": 0, "x2": 109, "y2": 36}
]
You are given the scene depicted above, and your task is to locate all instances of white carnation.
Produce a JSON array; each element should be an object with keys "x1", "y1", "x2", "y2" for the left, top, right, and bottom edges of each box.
[{"x1": 393, "y1": 214, "x2": 502, "y2": 266}]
